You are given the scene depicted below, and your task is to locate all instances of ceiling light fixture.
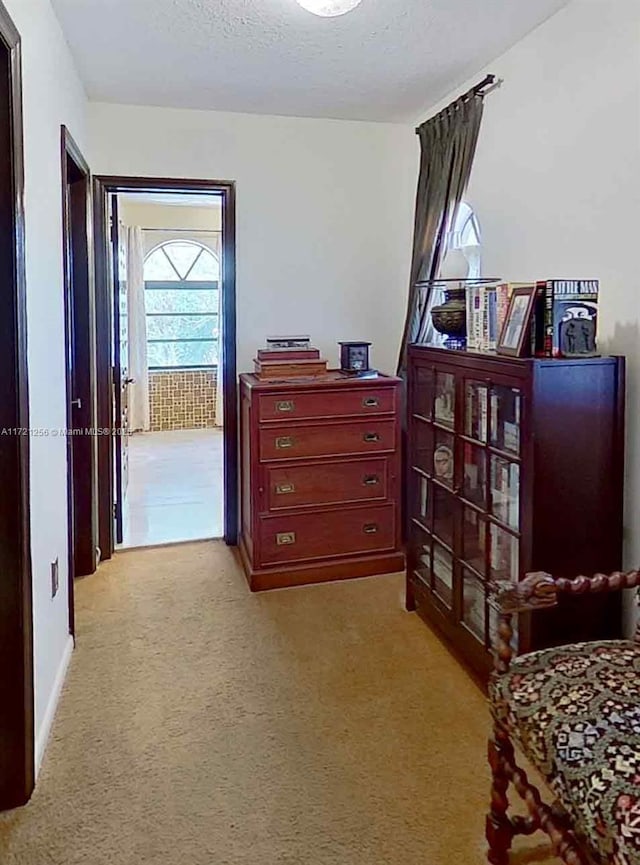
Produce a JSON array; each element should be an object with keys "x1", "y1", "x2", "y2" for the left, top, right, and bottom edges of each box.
[{"x1": 295, "y1": 0, "x2": 362, "y2": 17}]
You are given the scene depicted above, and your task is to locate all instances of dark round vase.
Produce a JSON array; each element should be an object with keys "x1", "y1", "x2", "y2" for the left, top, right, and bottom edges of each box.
[{"x1": 430, "y1": 287, "x2": 467, "y2": 349}]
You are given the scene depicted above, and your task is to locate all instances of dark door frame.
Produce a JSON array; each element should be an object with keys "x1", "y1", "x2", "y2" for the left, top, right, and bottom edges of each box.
[
  {"x1": 93, "y1": 175, "x2": 238, "y2": 559},
  {"x1": 60, "y1": 126, "x2": 97, "y2": 638},
  {"x1": 0, "y1": 0, "x2": 34, "y2": 809}
]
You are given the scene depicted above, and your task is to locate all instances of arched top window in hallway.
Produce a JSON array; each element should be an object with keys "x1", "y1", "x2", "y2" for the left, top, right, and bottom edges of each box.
[
  {"x1": 447, "y1": 202, "x2": 482, "y2": 279},
  {"x1": 144, "y1": 240, "x2": 220, "y2": 369}
]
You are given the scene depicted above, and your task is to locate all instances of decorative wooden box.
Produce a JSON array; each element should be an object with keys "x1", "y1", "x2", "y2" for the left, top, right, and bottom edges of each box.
[
  {"x1": 239, "y1": 371, "x2": 404, "y2": 591},
  {"x1": 406, "y1": 345, "x2": 625, "y2": 681}
]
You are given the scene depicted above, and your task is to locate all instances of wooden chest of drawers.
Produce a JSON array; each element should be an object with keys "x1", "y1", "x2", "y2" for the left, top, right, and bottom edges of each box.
[{"x1": 239, "y1": 371, "x2": 404, "y2": 591}]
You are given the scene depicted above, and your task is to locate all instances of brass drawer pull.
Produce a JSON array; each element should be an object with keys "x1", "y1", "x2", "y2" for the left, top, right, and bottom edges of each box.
[
  {"x1": 362, "y1": 397, "x2": 379, "y2": 408},
  {"x1": 363, "y1": 475, "x2": 380, "y2": 486},
  {"x1": 276, "y1": 531, "x2": 296, "y2": 546},
  {"x1": 276, "y1": 400, "x2": 295, "y2": 413},
  {"x1": 363, "y1": 432, "x2": 381, "y2": 443},
  {"x1": 363, "y1": 523, "x2": 379, "y2": 534},
  {"x1": 275, "y1": 482, "x2": 295, "y2": 495},
  {"x1": 275, "y1": 436, "x2": 294, "y2": 449}
]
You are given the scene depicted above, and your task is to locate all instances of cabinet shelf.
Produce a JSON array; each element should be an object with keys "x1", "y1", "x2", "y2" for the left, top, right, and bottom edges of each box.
[{"x1": 406, "y1": 345, "x2": 625, "y2": 682}]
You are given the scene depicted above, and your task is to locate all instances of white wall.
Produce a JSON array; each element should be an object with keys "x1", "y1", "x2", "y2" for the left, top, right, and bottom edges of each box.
[
  {"x1": 417, "y1": 0, "x2": 640, "y2": 626},
  {"x1": 4, "y1": 0, "x2": 88, "y2": 767},
  {"x1": 119, "y1": 200, "x2": 222, "y2": 232},
  {"x1": 88, "y1": 104, "x2": 417, "y2": 374}
]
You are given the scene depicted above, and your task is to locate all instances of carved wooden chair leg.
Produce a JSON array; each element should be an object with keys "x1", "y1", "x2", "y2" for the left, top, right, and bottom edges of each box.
[
  {"x1": 506, "y1": 758, "x2": 590, "y2": 865},
  {"x1": 550, "y1": 799, "x2": 573, "y2": 831},
  {"x1": 486, "y1": 730, "x2": 514, "y2": 865}
]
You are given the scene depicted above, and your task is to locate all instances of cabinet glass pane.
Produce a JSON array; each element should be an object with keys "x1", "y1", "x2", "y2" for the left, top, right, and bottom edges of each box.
[
  {"x1": 490, "y1": 456, "x2": 520, "y2": 530},
  {"x1": 489, "y1": 523, "x2": 519, "y2": 582},
  {"x1": 433, "y1": 430, "x2": 455, "y2": 489},
  {"x1": 413, "y1": 366, "x2": 434, "y2": 420},
  {"x1": 490, "y1": 385, "x2": 521, "y2": 456},
  {"x1": 434, "y1": 371, "x2": 455, "y2": 429},
  {"x1": 411, "y1": 523, "x2": 431, "y2": 588},
  {"x1": 462, "y1": 509, "x2": 486, "y2": 576},
  {"x1": 412, "y1": 420, "x2": 433, "y2": 476},
  {"x1": 412, "y1": 472, "x2": 431, "y2": 528},
  {"x1": 432, "y1": 541, "x2": 453, "y2": 609},
  {"x1": 464, "y1": 381, "x2": 488, "y2": 442},
  {"x1": 433, "y1": 486, "x2": 455, "y2": 548},
  {"x1": 488, "y1": 607, "x2": 519, "y2": 654},
  {"x1": 462, "y1": 569, "x2": 485, "y2": 642},
  {"x1": 463, "y1": 442, "x2": 487, "y2": 508}
]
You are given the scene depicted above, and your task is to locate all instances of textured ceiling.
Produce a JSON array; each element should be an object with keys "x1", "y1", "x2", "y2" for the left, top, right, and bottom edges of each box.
[{"x1": 51, "y1": 0, "x2": 570, "y2": 122}]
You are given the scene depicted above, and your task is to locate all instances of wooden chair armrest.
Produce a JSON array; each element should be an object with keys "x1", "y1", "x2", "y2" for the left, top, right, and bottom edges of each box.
[
  {"x1": 488, "y1": 572, "x2": 559, "y2": 615},
  {"x1": 488, "y1": 569, "x2": 640, "y2": 676}
]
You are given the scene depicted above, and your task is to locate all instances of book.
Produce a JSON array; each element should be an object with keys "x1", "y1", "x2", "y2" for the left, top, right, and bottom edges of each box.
[
  {"x1": 465, "y1": 284, "x2": 500, "y2": 352},
  {"x1": 465, "y1": 287, "x2": 475, "y2": 350},
  {"x1": 540, "y1": 280, "x2": 599, "y2": 357}
]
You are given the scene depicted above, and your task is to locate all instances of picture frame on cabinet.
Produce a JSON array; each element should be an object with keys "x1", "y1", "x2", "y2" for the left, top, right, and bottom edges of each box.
[{"x1": 497, "y1": 285, "x2": 537, "y2": 357}]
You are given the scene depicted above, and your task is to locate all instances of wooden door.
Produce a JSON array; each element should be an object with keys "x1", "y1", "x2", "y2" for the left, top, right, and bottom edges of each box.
[
  {"x1": 64, "y1": 161, "x2": 96, "y2": 580},
  {"x1": 110, "y1": 196, "x2": 130, "y2": 544}
]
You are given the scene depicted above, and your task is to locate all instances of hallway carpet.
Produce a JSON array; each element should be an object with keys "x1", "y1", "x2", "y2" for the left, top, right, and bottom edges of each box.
[{"x1": 0, "y1": 542, "x2": 555, "y2": 865}]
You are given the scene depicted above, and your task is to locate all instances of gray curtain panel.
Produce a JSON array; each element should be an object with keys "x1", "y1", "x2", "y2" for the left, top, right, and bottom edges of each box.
[{"x1": 397, "y1": 94, "x2": 485, "y2": 376}]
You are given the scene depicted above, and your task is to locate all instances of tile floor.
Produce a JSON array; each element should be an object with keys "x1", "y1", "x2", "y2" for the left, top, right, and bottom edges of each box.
[{"x1": 119, "y1": 428, "x2": 223, "y2": 548}]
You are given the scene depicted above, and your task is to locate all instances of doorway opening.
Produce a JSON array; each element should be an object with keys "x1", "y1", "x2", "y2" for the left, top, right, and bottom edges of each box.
[
  {"x1": 117, "y1": 193, "x2": 224, "y2": 547},
  {"x1": 93, "y1": 177, "x2": 237, "y2": 560}
]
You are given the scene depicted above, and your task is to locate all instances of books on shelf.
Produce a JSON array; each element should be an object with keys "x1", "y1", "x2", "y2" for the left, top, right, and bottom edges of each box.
[
  {"x1": 536, "y1": 279, "x2": 599, "y2": 357},
  {"x1": 466, "y1": 280, "x2": 598, "y2": 358},
  {"x1": 466, "y1": 283, "x2": 526, "y2": 352}
]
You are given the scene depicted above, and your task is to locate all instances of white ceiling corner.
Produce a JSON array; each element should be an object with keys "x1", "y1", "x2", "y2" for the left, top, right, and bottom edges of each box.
[{"x1": 51, "y1": 0, "x2": 571, "y2": 123}]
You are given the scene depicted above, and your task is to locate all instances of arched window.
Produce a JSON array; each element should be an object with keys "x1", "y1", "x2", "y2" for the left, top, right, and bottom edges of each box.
[
  {"x1": 144, "y1": 240, "x2": 220, "y2": 369},
  {"x1": 447, "y1": 202, "x2": 482, "y2": 279}
]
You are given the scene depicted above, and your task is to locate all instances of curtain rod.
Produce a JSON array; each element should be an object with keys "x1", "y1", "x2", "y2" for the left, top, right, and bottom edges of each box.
[
  {"x1": 415, "y1": 73, "x2": 502, "y2": 133},
  {"x1": 140, "y1": 227, "x2": 221, "y2": 233}
]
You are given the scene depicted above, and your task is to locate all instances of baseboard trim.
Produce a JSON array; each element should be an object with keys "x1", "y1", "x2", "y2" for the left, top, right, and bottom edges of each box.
[{"x1": 35, "y1": 634, "x2": 74, "y2": 777}]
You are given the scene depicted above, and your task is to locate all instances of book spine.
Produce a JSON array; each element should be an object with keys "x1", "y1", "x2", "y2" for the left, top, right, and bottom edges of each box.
[
  {"x1": 466, "y1": 287, "x2": 476, "y2": 351},
  {"x1": 487, "y1": 288, "x2": 498, "y2": 351},
  {"x1": 479, "y1": 287, "x2": 486, "y2": 351},
  {"x1": 542, "y1": 279, "x2": 554, "y2": 357}
]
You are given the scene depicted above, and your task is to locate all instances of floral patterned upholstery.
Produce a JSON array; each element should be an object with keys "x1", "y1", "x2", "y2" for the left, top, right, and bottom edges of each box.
[{"x1": 489, "y1": 640, "x2": 640, "y2": 865}]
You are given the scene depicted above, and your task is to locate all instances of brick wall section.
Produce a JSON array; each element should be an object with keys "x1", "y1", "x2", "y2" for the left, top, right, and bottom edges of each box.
[{"x1": 149, "y1": 368, "x2": 218, "y2": 431}]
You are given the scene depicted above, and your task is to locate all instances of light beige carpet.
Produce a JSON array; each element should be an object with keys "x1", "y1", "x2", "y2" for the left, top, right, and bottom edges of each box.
[{"x1": 0, "y1": 541, "x2": 555, "y2": 864}]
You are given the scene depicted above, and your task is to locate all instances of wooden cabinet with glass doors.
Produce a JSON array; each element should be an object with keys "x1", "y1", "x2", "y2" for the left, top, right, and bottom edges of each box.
[{"x1": 406, "y1": 345, "x2": 625, "y2": 681}]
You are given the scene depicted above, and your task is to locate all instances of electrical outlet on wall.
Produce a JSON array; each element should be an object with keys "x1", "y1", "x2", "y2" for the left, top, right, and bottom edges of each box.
[{"x1": 51, "y1": 557, "x2": 59, "y2": 598}]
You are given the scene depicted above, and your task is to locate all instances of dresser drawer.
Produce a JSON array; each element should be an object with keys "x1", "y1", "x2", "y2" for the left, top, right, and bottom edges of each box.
[
  {"x1": 258, "y1": 387, "x2": 396, "y2": 422},
  {"x1": 259, "y1": 420, "x2": 396, "y2": 462},
  {"x1": 264, "y1": 458, "x2": 389, "y2": 511},
  {"x1": 258, "y1": 504, "x2": 396, "y2": 565}
]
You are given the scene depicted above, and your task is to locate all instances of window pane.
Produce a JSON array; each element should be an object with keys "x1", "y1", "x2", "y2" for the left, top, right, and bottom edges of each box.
[
  {"x1": 146, "y1": 287, "x2": 217, "y2": 314},
  {"x1": 187, "y1": 250, "x2": 219, "y2": 281},
  {"x1": 147, "y1": 314, "x2": 218, "y2": 341},
  {"x1": 144, "y1": 249, "x2": 179, "y2": 281},
  {"x1": 163, "y1": 242, "x2": 202, "y2": 279},
  {"x1": 148, "y1": 340, "x2": 218, "y2": 368}
]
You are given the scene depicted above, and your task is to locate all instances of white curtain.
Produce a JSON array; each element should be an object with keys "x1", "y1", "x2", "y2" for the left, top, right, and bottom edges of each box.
[
  {"x1": 213, "y1": 233, "x2": 224, "y2": 427},
  {"x1": 127, "y1": 226, "x2": 150, "y2": 432}
]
